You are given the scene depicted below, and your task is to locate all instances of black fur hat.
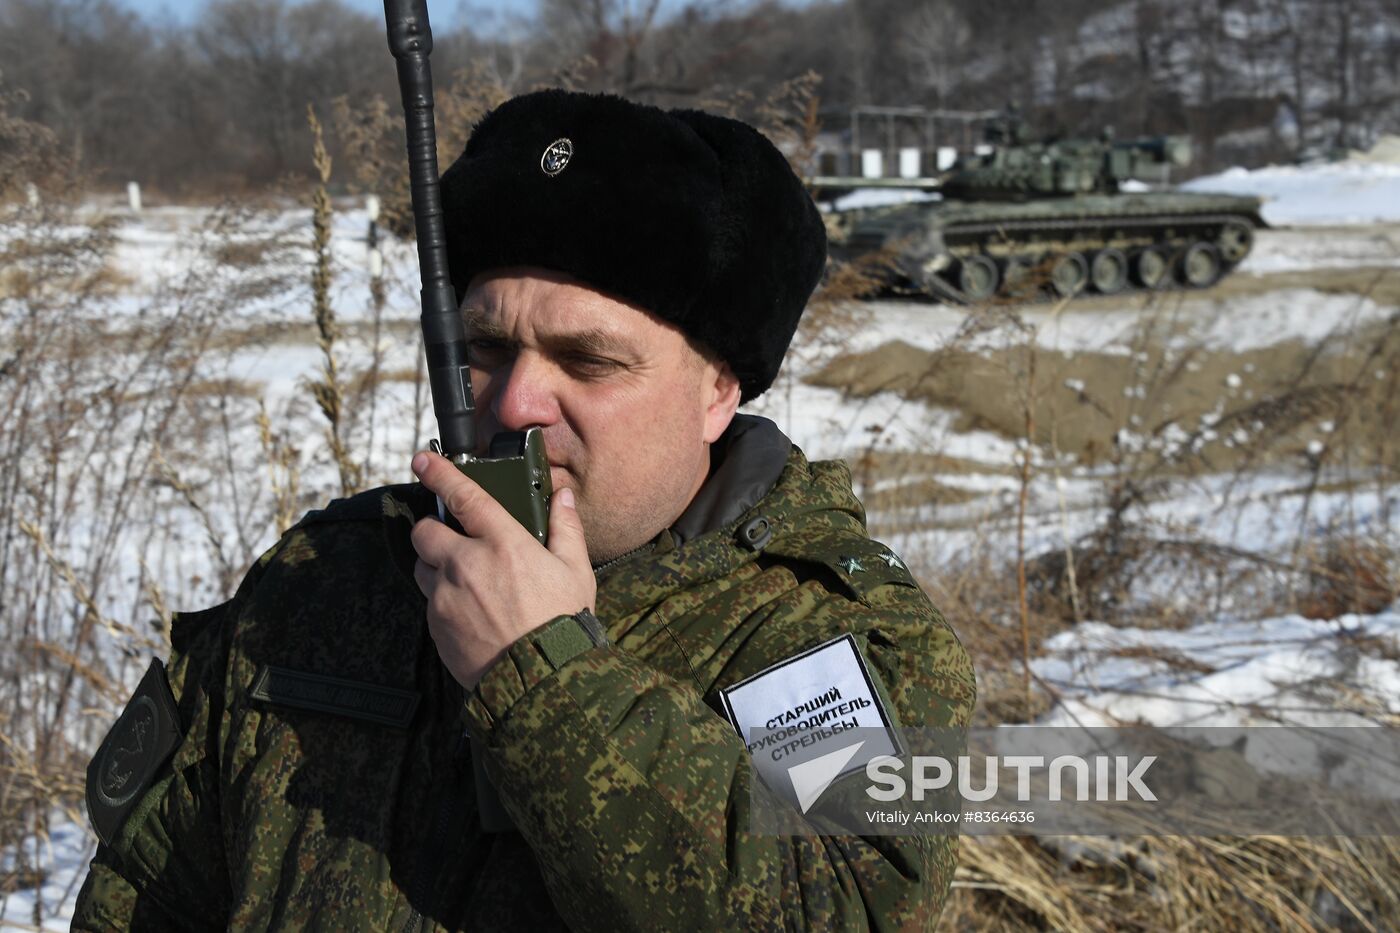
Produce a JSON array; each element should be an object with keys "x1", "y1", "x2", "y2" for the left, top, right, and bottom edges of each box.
[{"x1": 440, "y1": 89, "x2": 827, "y2": 402}]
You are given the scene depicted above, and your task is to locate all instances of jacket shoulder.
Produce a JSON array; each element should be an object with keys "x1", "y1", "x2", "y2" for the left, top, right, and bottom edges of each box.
[
  {"x1": 757, "y1": 456, "x2": 914, "y2": 608},
  {"x1": 247, "y1": 483, "x2": 432, "y2": 590},
  {"x1": 290, "y1": 482, "x2": 433, "y2": 530},
  {"x1": 763, "y1": 527, "x2": 919, "y2": 607}
]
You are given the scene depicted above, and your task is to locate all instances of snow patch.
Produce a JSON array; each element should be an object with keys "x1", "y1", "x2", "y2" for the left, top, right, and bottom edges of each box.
[
  {"x1": 0, "y1": 814, "x2": 94, "y2": 931},
  {"x1": 1184, "y1": 160, "x2": 1400, "y2": 226},
  {"x1": 1034, "y1": 608, "x2": 1400, "y2": 728}
]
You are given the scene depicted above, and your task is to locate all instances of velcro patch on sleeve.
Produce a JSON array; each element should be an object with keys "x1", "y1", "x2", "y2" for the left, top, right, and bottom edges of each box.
[
  {"x1": 720, "y1": 634, "x2": 903, "y2": 812},
  {"x1": 250, "y1": 665, "x2": 420, "y2": 729},
  {"x1": 86, "y1": 658, "x2": 183, "y2": 847}
]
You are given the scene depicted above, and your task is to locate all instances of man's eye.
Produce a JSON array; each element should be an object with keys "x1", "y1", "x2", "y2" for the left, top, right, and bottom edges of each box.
[
  {"x1": 566, "y1": 354, "x2": 619, "y2": 377},
  {"x1": 467, "y1": 338, "x2": 509, "y2": 365}
]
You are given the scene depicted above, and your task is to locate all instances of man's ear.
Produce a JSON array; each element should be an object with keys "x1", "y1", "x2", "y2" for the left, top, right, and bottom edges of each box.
[{"x1": 703, "y1": 361, "x2": 742, "y2": 444}]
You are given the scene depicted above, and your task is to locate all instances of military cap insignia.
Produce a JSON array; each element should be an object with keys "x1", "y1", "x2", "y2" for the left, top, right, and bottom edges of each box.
[
  {"x1": 540, "y1": 138, "x2": 573, "y2": 176},
  {"x1": 838, "y1": 556, "x2": 865, "y2": 574}
]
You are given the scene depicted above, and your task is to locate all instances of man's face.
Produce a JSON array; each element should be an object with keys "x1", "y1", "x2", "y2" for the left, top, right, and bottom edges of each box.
[{"x1": 463, "y1": 268, "x2": 740, "y2": 563}]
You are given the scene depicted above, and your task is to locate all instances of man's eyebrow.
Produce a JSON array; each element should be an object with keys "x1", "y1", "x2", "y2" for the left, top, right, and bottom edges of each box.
[
  {"x1": 540, "y1": 329, "x2": 635, "y2": 358},
  {"x1": 462, "y1": 307, "x2": 511, "y2": 340},
  {"x1": 462, "y1": 307, "x2": 636, "y2": 358}
]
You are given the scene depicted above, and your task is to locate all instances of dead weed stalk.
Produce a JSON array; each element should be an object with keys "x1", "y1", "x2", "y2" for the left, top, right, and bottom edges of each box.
[{"x1": 305, "y1": 105, "x2": 362, "y2": 498}]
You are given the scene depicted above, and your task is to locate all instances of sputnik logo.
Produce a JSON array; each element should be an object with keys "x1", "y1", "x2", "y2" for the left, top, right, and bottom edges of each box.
[{"x1": 788, "y1": 741, "x2": 866, "y2": 813}]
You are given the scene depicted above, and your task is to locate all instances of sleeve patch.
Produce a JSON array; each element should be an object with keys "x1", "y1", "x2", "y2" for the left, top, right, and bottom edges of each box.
[
  {"x1": 719, "y1": 634, "x2": 903, "y2": 812},
  {"x1": 86, "y1": 658, "x2": 182, "y2": 847}
]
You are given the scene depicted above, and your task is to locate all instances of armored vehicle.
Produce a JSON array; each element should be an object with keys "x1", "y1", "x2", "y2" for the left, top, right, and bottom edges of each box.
[{"x1": 821, "y1": 116, "x2": 1266, "y2": 302}]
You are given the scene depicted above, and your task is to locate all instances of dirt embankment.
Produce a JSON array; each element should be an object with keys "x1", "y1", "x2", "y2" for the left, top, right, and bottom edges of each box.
[
  {"x1": 1216, "y1": 265, "x2": 1400, "y2": 306},
  {"x1": 810, "y1": 320, "x2": 1400, "y2": 472}
]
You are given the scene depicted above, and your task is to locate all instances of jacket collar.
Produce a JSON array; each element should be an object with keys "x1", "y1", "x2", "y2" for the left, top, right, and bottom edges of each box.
[
  {"x1": 595, "y1": 425, "x2": 866, "y2": 622},
  {"x1": 589, "y1": 413, "x2": 793, "y2": 578},
  {"x1": 669, "y1": 414, "x2": 793, "y2": 546}
]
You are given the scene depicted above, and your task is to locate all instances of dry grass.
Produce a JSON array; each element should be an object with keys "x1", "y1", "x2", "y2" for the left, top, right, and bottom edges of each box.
[
  {"x1": 305, "y1": 104, "x2": 363, "y2": 498},
  {"x1": 213, "y1": 238, "x2": 278, "y2": 269},
  {"x1": 0, "y1": 258, "x2": 133, "y2": 300},
  {"x1": 0, "y1": 91, "x2": 395, "y2": 919},
  {"x1": 329, "y1": 63, "x2": 511, "y2": 241},
  {"x1": 808, "y1": 251, "x2": 1400, "y2": 927},
  {"x1": 2, "y1": 72, "x2": 1398, "y2": 931},
  {"x1": 944, "y1": 834, "x2": 1400, "y2": 932},
  {"x1": 921, "y1": 515, "x2": 1400, "y2": 929},
  {"x1": 1297, "y1": 536, "x2": 1398, "y2": 620}
]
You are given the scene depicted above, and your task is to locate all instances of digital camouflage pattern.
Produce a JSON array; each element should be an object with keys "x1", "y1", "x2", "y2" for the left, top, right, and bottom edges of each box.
[{"x1": 74, "y1": 446, "x2": 975, "y2": 931}]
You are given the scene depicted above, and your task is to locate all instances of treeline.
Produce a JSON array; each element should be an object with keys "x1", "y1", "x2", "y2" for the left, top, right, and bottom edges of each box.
[{"x1": 2, "y1": 0, "x2": 1398, "y2": 195}]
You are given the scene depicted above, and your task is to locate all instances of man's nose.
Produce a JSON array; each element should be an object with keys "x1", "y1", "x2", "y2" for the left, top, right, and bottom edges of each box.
[{"x1": 488, "y1": 352, "x2": 561, "y2": 432}]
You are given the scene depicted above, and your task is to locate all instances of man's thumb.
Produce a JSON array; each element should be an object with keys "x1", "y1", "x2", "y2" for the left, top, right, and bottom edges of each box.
[{"x1": 546, "y1": 487, "x2": 588, "y2": 563}]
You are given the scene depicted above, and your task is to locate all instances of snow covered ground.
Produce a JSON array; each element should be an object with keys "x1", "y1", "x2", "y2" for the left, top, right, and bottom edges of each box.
[
  {"x1": 3, "y1": 156, "x2": 1398, "y2": 927},
  {"x1": 781, "y1": 285, "x2": 1394, "y2": 361},
  {"x1": 1183, "y1": 152, "x2": 1400, "y2": 226},
  {"x1": 1, "y1": 816, "x2": 90, "y2": 931},
  {"x1": 1235, "y1": 224, "x2": 1400, "y2": 274},
  {"x1": 1035, "y1": 607, "x2": 1400, "y2": 729}
]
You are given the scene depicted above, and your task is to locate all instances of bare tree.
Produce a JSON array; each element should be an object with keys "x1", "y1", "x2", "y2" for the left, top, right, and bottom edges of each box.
[
  {"x1": 897, "y1": 2, "x2": 971, "y2": 110},
  {"x1": 0, "y1": 0, "x2": 157, "y2": 179},
  {"x1": 536, "y1": 0, "x2": 666, "y2": 93},
  {"x1": 4, "y1": 0, "x2": 1400, "y2": 191}
]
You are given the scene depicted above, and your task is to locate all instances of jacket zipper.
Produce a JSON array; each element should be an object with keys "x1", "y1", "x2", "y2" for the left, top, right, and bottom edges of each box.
[{"x1": 402, "y1": 729, "x2": 469, "y2": 933}]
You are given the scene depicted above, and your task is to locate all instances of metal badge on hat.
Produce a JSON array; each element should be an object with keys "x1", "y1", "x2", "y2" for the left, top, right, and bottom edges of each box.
[{"x1": 541, "y1": 138, "x2": 573, "y2": 176}]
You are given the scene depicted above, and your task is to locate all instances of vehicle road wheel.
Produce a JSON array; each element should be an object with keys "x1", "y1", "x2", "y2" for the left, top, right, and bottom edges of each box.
[
  {"x1": 1000, "y1": 256, "x2": 1033, "y2": 296},
  {"x1": 1133, "y1": 246, "x2": 1170, "y2": 289},
  {"x1": 957, "y1": 253, "x2": 1000, "y2": 302},
  {"x1": 1050, "y1": 252, "x2": 1089, "y2": 298},
  {"x1": 1217, "y1": 221, "x2": 1254, "y2": 263},
  {"x1": 1178, "y1": 241, "x2": 1222, "y2": 288},
  {"x1": 1090, "y1": 248, "x2": 1129, "y2": 294}
]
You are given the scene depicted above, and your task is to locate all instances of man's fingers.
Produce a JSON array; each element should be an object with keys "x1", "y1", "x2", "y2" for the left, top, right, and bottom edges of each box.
[
  {"x1": 412, "y1": 557, "x2": 437, "y2": 598},
  {"x1": 545, "y1": 486, "x2": 590, "y2": 570},
  {"x1": 411, "y1": 451, "x2": 512, "y2": 537},
  {"x1": 410, "y1": 517, "x2": 460, "y2": 569}
]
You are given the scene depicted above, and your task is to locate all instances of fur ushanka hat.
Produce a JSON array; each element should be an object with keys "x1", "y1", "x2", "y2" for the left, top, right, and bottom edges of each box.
[{"x1": 440, "y1": 89, "x2": 827, "y2": 402}]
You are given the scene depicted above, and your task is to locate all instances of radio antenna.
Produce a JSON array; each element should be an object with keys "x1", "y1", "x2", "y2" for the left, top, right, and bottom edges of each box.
[{"x1": 383, "y1": 0, "x2": 475, "y2": 459}]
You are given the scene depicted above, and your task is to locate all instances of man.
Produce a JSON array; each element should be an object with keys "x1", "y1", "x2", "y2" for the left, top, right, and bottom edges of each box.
[{"x1": 74, "y1": 90, "x2": 975, "y2": 930}]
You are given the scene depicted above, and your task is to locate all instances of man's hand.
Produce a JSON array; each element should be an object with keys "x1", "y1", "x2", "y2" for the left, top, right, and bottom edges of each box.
[{"x1": 410, "y1": 450, "x2": 596, "y2": 690}]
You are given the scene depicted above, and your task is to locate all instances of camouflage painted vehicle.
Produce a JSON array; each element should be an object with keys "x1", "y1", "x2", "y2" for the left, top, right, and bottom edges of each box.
[{"x1": 821, "y1": 117, "x2": 1267, "y2": 302}]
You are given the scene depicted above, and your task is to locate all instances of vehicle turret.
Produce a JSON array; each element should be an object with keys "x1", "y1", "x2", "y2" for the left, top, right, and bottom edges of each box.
[{"x1": 939, "y1": 131, "x2": 1192, "y2": 200}]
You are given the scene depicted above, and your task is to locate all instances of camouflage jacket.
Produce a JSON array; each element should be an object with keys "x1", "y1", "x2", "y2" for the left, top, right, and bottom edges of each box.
[{"x1": 74, "y1": 418, "x2": 975, "y2": 931}]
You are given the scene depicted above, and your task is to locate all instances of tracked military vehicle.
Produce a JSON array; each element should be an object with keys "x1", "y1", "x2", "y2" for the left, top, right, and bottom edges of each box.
[{"x1": 820, "y1": 116, "x2": 1266, "y2": 302}]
